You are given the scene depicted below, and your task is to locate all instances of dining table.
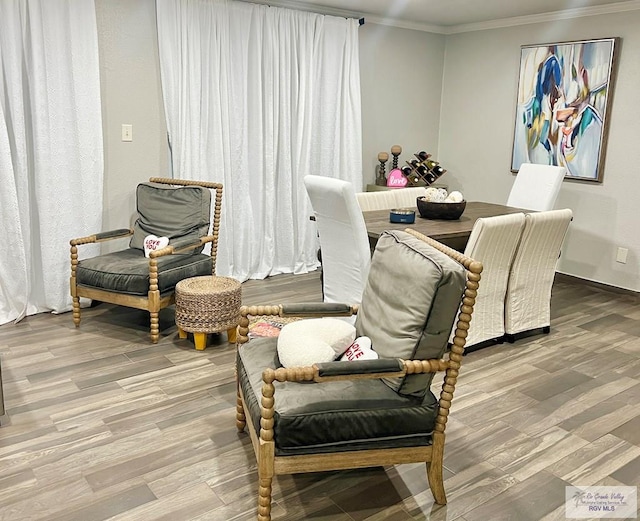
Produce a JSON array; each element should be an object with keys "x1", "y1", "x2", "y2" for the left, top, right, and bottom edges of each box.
[{"x1": 363, "y1": 201, "x2": 529, "y2": 251}]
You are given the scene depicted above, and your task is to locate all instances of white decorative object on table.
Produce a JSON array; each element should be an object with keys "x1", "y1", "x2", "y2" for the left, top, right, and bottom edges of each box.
[
  {"x1": 423, "y1": 187, "x2": 446, "y2": 202},
  {"x1": 445, "y1": 190, "x2": 464, "y2": 203}
]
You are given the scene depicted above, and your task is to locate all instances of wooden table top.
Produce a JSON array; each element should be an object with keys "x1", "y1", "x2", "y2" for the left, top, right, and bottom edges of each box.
[{"x1": 363, "y1": 201, "x2": 528, "y2": 241}]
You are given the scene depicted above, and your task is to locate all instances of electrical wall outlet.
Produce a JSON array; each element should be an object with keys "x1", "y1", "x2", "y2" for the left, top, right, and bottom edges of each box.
[
  {"x1": 121, "y1": 124, "x2": 133, "y2": 142},
  {"x1": 616, "y1": 247, "x2": 628, "y2": 264}
]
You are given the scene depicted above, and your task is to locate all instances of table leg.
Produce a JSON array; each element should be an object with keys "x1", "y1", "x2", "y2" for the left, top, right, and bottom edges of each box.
[
  {"x1": 178, "y1": 327, "x2": 188, "y2": 339},
  {"x1": 227, "y1": 326, "x2": 237, "y2": 344}
]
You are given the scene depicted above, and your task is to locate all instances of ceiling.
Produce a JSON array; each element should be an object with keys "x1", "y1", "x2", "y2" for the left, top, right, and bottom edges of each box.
[{"x1": 244, "y1": 0, "x2": 640, "y2": 32}]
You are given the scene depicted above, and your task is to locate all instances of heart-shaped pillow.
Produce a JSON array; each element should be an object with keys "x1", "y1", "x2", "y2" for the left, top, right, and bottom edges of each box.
[
  {"x1": 277, "y1": 318, "x2": 356, "y2": 368},
  {"x1": 143, "y1": 234, "x2": 169, "y2": 258},
  {"x1": 340, "y1": 336, "x2": 378, "y2": 361}
]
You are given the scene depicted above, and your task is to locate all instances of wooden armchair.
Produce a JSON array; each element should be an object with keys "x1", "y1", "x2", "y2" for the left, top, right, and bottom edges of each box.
[
  {"x1": 235, "y1": 229, "x2": 482, "y2": 520},
  {"x1": 69, "y1": 177, "x2": 222, "y2": 343}
]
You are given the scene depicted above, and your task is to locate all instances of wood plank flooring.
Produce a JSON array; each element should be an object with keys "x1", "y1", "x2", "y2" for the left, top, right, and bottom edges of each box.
[{"x1": 0, "y1": 272, "x2": 638, "y2": 520}]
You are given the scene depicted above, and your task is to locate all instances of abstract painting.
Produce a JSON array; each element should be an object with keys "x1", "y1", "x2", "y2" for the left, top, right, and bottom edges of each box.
[{"x1": 511, "y1": 38, "x2": 619, "y2": 182}]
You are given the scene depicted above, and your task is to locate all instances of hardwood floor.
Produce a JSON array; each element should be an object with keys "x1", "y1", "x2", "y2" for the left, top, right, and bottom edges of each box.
[{"x1": 0, "y1": 271, "x2": 638, "y2": 520}]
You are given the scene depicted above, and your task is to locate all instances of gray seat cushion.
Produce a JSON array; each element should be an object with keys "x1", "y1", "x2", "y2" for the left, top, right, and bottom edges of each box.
[
  {"x1": 76, "y1": 249, "x2": 213, "y2": 296},
  {"x1": 130, "y1": 182, "x2": 212, "y2": 253},
  {"x1": 356, "y1": 230, "x2": 466, "y2": 398},
  {"x1": 237, "y1": 338, "x2": 438, "y2": 456}
]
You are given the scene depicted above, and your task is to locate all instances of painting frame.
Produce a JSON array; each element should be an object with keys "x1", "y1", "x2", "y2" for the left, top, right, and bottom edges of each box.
[{"x1": 511, "y1": 37, "x2": 620, "y2": 183}]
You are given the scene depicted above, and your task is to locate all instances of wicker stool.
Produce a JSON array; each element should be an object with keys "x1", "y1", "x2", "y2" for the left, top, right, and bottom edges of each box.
[{"x1": 175, "y1": 276, "x2": 242, "y2": 350}]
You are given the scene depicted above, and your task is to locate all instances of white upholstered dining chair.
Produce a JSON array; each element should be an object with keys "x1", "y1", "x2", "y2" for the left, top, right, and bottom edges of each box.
[
  {"x1": 356, "y1": 187, "x2": 428, "y2": 212},
  {"x1": 304, "y1": 175, "x2": 371, "y2": 305},
  {"x1": 455, "y1": 212, "x2": 526, "y2": 349},
  {"x1": 505, "y1": 208, "x2": 573, "y2": 341},
  {"x1": 507, "y1": 163, "x2": 566, "y2": 211},
  {"x1": 393, "y1": 186, "x2": 429, "y2": 208},
  {"x1": 355, "y1": 190, "x2": 397, "y2": 211}
]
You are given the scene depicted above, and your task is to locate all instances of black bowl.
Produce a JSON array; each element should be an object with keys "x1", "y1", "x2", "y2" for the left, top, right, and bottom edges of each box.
[{"x1": 416, "y1": 198, "x2": 466, "y2": 220}]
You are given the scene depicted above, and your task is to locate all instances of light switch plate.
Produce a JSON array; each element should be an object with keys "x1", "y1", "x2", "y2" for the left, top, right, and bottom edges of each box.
[
  {"x1": 122, "y1": 124, "x2": 133, "y2": 142},
  {"x1": 616, "y1": 247, "x2": 628, "y2": 264}
]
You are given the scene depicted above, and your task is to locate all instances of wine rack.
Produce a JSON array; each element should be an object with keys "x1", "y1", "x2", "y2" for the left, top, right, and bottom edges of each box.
[{"x1": 401, "y1": 151, "x2": 447, "y2": 187}]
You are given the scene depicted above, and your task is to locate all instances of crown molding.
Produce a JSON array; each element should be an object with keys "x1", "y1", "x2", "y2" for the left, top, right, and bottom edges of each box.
[
  {"x1": 239, "y1": 0, "x2": 640, "y2": 34},
  {"x1": 360, "y1": 16, "x2": 445, "y2": 34},
  {"x1": 443, "y1": 0, "x2": 640, "y2": 34}
]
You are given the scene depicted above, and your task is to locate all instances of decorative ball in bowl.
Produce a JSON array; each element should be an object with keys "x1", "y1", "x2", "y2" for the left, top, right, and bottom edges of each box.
[{"x1": 416, "y1": 197, "x2": 466, "y2": 220}]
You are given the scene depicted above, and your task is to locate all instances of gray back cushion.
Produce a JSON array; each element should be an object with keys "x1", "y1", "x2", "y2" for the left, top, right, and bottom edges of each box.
[
  {"x1": 356, "y1": 230, "x2": 466, "y2": 398},
  {"x1": 130, "y1": 182, "x2": 211, "y2": 253}
]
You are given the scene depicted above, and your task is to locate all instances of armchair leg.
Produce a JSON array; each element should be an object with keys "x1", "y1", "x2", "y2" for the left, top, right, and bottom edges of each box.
[
  {"x1": 236, "y1": 392, "x2": 246, "y2": 432},
  {"x1": 72, "y1": 296, "x2": 81, "y2": 327},
  {"x1": 149, "y1": 312, "x2": 160, "y2": 344},
  {"x1": 427, "y1": 432, "x2": 447, "y2": 505},
  {"x1": 258, "y1": 477, "x2": 273, "y2": 521}
]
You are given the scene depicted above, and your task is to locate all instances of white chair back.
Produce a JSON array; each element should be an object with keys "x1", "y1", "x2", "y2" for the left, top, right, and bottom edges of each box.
[
  {"x1": 305, "y1": 175, "x2": 371, "y2": 304},
  {"x1": 507, "y1": 163, "x2": 565, "y2": 211},
  {"x1": 356, "y1": 187, "x2": 428, "y2": 211},
  {"x1": 356, "y1": 190, "x2": 397, "y2": 211},
  {"x1": 505, "y1": 209, "x2": 573, "y2": 336},
  {"x1": 393, "y1": 187, "x2": 428, "y2": 208},
  {"x1": 457, "y1": 212, "x2": 526, "y2": 348}
]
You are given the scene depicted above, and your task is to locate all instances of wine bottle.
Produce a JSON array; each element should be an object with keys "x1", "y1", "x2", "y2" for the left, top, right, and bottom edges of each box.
[
  {"x1": 432, "y1": 165, "x2": 444, "y2": 175},
  {"x1": 425, "y1": 159, "x2": 439, "y2": 169},
  {"x1": 401, "y1": 165, "x2": 412, "y2": 177},
  {"x1": 425, "y1": 172, "x2": 437, "y2": 184},
  {"x1": 409, "y1": 159, "x2": 420, "y2": 168},
  {"x1": 416, "y1": 150, "x2": 431, "y2": 161}
]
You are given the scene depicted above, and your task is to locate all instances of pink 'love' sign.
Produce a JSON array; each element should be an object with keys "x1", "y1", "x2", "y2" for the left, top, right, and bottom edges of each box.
[{"x1": 386, "y1": 168, "x2": 408, "y2": 188}]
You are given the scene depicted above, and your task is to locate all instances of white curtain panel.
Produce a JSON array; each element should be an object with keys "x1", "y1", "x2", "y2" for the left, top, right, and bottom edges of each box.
[
  {"x1": 0, "y1": 0, "x2": 103, "y2": 325},
  {"x1": 156, "y1": 0, "x2": 362, "y2": 281}
]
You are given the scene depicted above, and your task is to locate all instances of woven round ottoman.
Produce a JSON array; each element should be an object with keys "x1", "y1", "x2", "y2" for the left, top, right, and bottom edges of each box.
[{"x1": 175, "y1": 275, "x2": 242, "y2": 350}]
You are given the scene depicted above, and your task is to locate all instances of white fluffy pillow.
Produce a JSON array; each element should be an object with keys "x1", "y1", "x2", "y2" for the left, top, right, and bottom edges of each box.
[{"x1": 277, "y1": 318, "x2": 356, "y2": 368}]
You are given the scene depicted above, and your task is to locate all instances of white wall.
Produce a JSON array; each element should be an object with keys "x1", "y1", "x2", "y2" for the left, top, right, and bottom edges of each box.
[
  {"x1": 439, "y1": 13, "x2": 640, "y2": 292},
  {"x1": 95, "y1": 0, "x2": 168, "y2": 251},
  {"x1": 359, "y1": 23, "x2": 445, "y2": 188}
]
